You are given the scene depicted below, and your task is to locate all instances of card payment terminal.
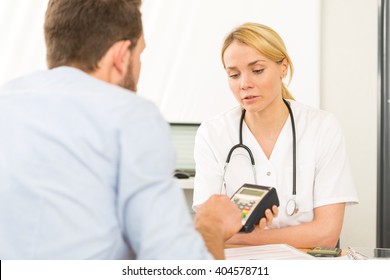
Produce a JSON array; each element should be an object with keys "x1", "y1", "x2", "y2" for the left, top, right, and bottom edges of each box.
[{"x1": 231, "y1": 184, "x2": 280, "y2": 233}]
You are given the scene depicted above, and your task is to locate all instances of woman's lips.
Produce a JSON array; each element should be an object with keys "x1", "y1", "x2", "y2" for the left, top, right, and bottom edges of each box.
[{"x1": 242, "y1": 95, "x2": 258, "y2": 102}]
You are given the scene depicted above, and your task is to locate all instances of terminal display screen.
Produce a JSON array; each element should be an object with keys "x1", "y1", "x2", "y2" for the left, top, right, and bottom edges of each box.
[{"x1": 240, "y1": 189, "x2": 265, "y2": 197}]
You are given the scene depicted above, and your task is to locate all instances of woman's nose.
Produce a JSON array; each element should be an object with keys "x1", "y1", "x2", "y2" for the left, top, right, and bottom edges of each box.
[{"x1": 240, "y1": 75, "x2": 253, "y2": 90}]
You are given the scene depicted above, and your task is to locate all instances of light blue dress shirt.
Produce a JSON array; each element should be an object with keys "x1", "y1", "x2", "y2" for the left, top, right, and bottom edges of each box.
[{"x1": 0, "y1": 67, "x2": 212, "y2": 260}]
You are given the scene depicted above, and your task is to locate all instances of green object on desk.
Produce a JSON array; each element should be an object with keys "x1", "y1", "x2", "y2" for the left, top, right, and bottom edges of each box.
[{"x1": 307, "y1": 246, "x2": 342, "y2": 257}]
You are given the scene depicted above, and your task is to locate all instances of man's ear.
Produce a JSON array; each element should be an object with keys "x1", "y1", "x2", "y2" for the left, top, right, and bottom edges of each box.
[{"x1": 113, "y1": 40, "x2": 132, "y2": 75}]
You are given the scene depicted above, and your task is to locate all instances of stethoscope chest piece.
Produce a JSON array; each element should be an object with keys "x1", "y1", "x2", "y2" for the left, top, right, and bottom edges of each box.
[{"x1": 286, "y1": 197, "x2": 299, "y2": 216}]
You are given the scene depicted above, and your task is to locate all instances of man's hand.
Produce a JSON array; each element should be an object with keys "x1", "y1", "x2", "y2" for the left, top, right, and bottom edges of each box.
[
  {"x1": 194, "y1": 194, "x2": 242, "y2": 259},
  {"x1": 196, "y1": 194, "x2": 242, "y2": 240}
]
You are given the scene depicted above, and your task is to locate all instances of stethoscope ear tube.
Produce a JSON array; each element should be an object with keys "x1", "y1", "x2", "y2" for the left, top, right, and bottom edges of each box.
[
  {"x1": 220, "y1": 144, "x2": 257, "y2": 194},
  {"x1": 226, "y1": 144, "x2": 255, "y2": 165},
  {"x1": 283, "y1": 99, "x2": 297, "y2": 197}
]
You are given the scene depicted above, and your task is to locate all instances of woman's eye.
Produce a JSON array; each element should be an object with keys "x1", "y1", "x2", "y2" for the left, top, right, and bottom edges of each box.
[
  {"x1": 228, "y1": 73, "x2": 240, "y2": 79},
  {"x1": 253, "y1": 69, "x2": 264, "y2": 74}
]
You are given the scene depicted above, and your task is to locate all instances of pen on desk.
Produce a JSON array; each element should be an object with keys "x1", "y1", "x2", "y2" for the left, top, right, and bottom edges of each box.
[{"x1": 346, "y1": 247, "x2": 369, "y2": 260}]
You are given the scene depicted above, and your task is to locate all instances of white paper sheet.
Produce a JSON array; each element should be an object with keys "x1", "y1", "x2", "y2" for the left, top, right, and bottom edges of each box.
[{"x1": 225, "y1": 244, "x2": 316, "y2": 260}]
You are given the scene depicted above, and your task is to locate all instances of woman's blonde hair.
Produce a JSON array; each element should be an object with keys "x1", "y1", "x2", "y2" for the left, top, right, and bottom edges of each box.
[{"x1": 221, "y1": 22, "x2": 294, "y2": 100}]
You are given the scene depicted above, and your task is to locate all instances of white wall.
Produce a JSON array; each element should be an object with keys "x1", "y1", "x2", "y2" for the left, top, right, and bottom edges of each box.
[
  {"x1": 138, "y1": 0, "x2": 320, "y2": 123},
  {"x1": 321, "y1": 0, "x2": 378, "y2": 248},
  {"x1": 0, "y1": 0, "x2": 47, "y2": 84}
]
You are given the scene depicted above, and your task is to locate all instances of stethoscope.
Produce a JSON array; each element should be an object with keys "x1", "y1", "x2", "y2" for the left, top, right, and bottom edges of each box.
[{"x1": 220, "y1": 99, "x2": 299, "y2": 216}]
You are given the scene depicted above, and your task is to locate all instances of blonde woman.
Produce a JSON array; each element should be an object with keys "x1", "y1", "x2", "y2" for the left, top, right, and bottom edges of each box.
[{"x1": 193, "y1": 23, "x2": 358, "y2": 248}]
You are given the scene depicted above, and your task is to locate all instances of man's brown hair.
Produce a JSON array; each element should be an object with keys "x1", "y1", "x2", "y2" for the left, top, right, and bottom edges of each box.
[{"x1": 44, "y1": 0, "x2": 143, "y2": 72}]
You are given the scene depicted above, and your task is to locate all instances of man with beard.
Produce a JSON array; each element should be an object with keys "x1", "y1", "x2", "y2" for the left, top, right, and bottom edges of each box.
[{"x1": 0, "y1": 0, "x2": 242, "y2": 260}]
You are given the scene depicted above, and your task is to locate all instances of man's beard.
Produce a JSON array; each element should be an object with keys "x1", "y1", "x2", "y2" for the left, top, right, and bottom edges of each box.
[{"x1": 120, "y1": 59, "x2": 137, "y2": 92}]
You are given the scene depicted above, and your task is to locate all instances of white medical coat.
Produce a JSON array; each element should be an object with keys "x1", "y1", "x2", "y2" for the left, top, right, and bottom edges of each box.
[{"x1": 193, "y1": 100, "x2": 358, "y2": 228}]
